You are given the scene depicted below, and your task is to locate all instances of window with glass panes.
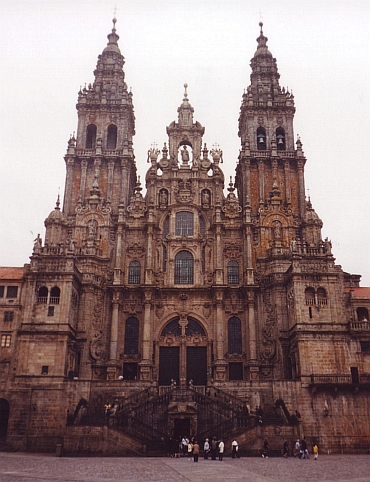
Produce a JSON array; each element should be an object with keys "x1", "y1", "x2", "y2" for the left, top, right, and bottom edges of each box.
[
  {"x1": 174, "y1": 251, "x2": 194, "y2": 284},
  {"x1": 175, "y1": 212, "x2": 194, "y2": 236}
]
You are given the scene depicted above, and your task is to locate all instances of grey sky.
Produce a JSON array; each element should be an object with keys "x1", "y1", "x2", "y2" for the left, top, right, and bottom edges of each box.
[{"x1": 0, "y1": 0, "x2": 369, "y2": 285}]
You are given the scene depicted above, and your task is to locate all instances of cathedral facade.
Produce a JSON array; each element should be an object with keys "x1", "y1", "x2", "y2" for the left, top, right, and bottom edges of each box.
[{"x1": 1, "y1": 21, "x2": 370, "y2": 455}]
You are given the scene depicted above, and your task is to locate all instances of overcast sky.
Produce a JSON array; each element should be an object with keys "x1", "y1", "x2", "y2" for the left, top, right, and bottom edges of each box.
[{"x1": 0, "y1": 0, "x2": 369, "y2": 285}]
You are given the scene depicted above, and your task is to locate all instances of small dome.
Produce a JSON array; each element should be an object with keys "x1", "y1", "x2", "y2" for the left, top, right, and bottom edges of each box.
[
  {"x1": 45, "y1": 196, "x2": 66, "y2": 225},
  {"x1": 254, "y1": 22, "x2": 272, "y2": 57},
  {"x1": 304, "y1": 199, "x2": 322, "y2": 226},
  {"x1": 103, "y1": 18, "x2": 121, "y2": 55}
]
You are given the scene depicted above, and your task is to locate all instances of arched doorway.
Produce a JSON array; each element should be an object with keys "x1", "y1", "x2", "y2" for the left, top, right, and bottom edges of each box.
[
  {"x1": 0, "y1": 399, "x2": 10, "y2": 441},
  {"x1": 158, "y1": 317, "x2": 207, "y2": 386}
]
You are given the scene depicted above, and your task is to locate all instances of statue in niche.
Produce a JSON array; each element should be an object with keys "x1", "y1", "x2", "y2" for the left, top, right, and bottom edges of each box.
[
  {"x1": 180, "y1": 145, "x2": 190, "y2": 164},
  {"x1": 273, "y1": 220, "x2": 282, "y2": 240},
  {"x1": 202, "y1": 190, "x2": 210, "y2": 206},
  {"x1": 87, "y1": 219, "x2": 97, "y2": 241},
  {"x1": 159, "y1": 189, "x2": 168, "y2": 207}
]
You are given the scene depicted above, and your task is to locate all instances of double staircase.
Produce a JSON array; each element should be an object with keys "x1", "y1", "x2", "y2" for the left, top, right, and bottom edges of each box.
[{"x1": 78, "y1": 386, "x2": 296, "y2": 456}]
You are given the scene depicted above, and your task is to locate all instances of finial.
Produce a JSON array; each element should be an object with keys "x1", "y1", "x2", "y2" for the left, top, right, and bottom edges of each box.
[
  {"x1": 112, "y1": 15, "x2": 117, "y2": 32},
  {"x1": 183, "y1": 83, "x2": 188, "y2": 100},
  {"x1": 259, "y1": 21, "x2": 263, "y2": 33},
  {"x1": 55, "y1": 194, "x2": 60, "y2": 210}
]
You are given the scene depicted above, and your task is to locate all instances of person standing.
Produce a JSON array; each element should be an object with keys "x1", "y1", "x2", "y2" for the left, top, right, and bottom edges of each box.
[
  {"x1": 231, "y1": 439, "x2": 239, "y2": 458},
  {"x1": 193, "y1": 440, "x2": 200, "y2": 462},
  {"x1": 294, "y1": 439, "x2": 300, "y2": 458},
  {"x1": 283, "y1": 440, "x2": 289, "y2": 458},
  {"x1": 182, "y1": 436, "x2": 188, "y2": 457},
  {"x1": 218, "y1": 439, "x2": 225, "y2": 461},
  {"x1": 211, "y1": 436, "x2": 218, "y2": 460},
  {"x1": 262, "y1": 438, "x2": 269, "y2": 458},
  {"x1": 301, "y1": 438, "x2": 309, "y2": 459},
  {"x1": 187, "y1": 440, "x2": 193, "y2": 459},
  {"x1": 313, "y1": 443, "x2": 319, "y2": 460},
  {"x1": 203, "y1": 438, "x2": 210, "y2": 459}
]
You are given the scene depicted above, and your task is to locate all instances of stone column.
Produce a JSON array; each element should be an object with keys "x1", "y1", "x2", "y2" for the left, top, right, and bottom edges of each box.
[
  {"x1": 258, "y1": 160, "x2": 265, "y2": 202},
  {"x1": 79, "y1": 160, "x2": 88, "y2": 202},
  {"x1": 64, "y1": 158, "x2": 74, "y2": 215},
  {"x1": 284, "y1": 160, "x2": 291, "y2": 205},
  {"x1": 214, "y1": 290, "x2": 227, "y2": 381},
  {"x1": 247, "y1": 290, "x2": 257, "y2": 361},
  {"x1": 297, "y1": 160, "x2": 306, "y2": 219},
  {"x1": 120, "y1": 159, "x2": 129, "y2": 206},
  {"x1": 109, "y1": 291, "x2": 120, "y2": 361},
  {"x1": 107, "y1": 160, "x2": 115, "y2": 204},
  {"x1": 140, "y1": 294, "x2": 152, "y2": 381}
]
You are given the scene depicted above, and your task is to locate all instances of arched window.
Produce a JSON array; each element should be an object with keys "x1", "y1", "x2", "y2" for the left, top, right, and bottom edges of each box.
[
  {"x1": 174, "y1": 251, "x2": 194, "y2": 284},
  {"x1": 86, "y1": 124, "x2": 97, "y2": 149},
  {"x1": 124, "y1": 317, "x2": 139, "y2": 354},
  {"x1": 175, "y1": 212, "x2": 194, "y2": 236},
  {"x1": 186, "y1": 317, "x2": 206, "y2": 336},
  {"x1": 305, "y1": 287, "x2": 315, "y2": 305},
  {"x1": 37, "y1": 286, "x2": 48, "y2": 304},
  {"x1": 107, "y1": 124, "x2": 117, "y2": 149},
  {"x1": 317, "y1": 287, "x2": 327, "y2": 306},
  {"x1": 128, "y1": 261, "x2": 141, "y2": 284},
  {"x1": 227, "y1": 261, "x2": 239, "y2": 284},
  {"x1": 161, "y1": 318, "x2": 181, "y2": 336},
  {"x1": 276, "y1": 127, "x2": 286, "y2": 150},
  {"x1": 257, "y1": 126, "x2": 266, "y2": 150},
  {"x1": 161, "y1": 317, "x2": 205, "y2": 337},
  {"x1": 50, "y1": 287, "x2": 60, "y2": 305},
  {"x1": 228, "y1": 317, "x2": 242, "y2": 354}
]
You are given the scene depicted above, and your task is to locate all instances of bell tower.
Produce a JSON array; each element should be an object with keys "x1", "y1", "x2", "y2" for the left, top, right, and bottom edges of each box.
[
  {"x1": 236, "y1": 23, "x2": 307, "y2": 273},
  {"x1": 63, "y1": 18, "x2": 136, "y2": 218}
]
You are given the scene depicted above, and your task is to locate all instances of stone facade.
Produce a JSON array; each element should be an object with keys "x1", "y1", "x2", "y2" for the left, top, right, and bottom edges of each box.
[{"x1": 1, "y1": 20, "x2": 370, "y2": 455}]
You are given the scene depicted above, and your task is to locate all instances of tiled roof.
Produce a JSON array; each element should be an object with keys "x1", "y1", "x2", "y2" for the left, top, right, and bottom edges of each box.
[
  {"x1": 0, "y1": 267, "x2": 24, "y2": 280},
  {"x1": 345, "y1": 287, "x2": 370, "y2": 298}
]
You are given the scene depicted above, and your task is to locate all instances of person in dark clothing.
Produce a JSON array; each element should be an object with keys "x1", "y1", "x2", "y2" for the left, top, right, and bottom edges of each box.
[
  {"x1": 262, "y1": 438, "x2": 269, "y2": 458},
  {"x1": 283, "y1": 440, "x2": 289, "y2": 458},
  {"x1": 301, "y1": 438, "x2": 309, "y2": 459},
  {"x1": 211, "y1": 437, "x2": 218, "y2": 460}
]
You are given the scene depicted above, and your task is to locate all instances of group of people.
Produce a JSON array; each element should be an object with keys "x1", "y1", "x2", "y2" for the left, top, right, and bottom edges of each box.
[
  {"x1": 293, "y1": 438, "x2": 319, "y2": 459},
  {"x1": 168, "y1": 436, "x2": 230, "y2": 462}
]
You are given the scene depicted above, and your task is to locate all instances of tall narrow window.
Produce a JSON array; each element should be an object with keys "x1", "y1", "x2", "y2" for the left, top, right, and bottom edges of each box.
[
  {"x1": 175, "y1": 212, "x2": 194, "y2": 236},
  {"x1": 128, "y1": 261, "x2": 141, "y2": 284},
  {"x1": 257, "y1": 126, "x2": 266, "y2": 150},
  {"x1": 86, "y1": 124, "x2": 97, "y2": 149},
  {"x1": 228, "y1": 317, "x2": 242, "y2": 354},
  {"x1": 174, "y1": 251, "x2": 194, "y2": 284},
  {"x1": 227, "y1": 261, "x2": 239, "y2": 284},
  {"x1": 124, "y1": 317, "x2": 139, "y2": 354},
  {"x1": 107, "y1": 124, "x2": 117, "y2": 149},
  {"x1": 276, "y1": 127, "x2": 286, "y2": 150}
]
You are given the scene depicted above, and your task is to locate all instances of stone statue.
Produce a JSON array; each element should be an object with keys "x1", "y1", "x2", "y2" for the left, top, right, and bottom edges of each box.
[{"x1": 181, "y1": 145, "x2": 190, "y2": 164}]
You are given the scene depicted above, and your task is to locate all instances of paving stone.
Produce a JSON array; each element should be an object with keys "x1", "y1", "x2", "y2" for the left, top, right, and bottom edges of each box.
[{"x1": 1, "y1": 453, "x2": 370, "y2": 482}]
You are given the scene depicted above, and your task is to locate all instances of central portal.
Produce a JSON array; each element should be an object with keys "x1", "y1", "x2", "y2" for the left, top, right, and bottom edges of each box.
[
  {"x1": 158, "y1": 317, "x2": 208, "y2": 386},
  {"x1": 174, "y1": 418, "x2": 190, "y2": 439}
]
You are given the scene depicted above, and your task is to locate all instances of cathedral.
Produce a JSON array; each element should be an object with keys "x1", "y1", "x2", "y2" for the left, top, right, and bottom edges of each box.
[{"x1": 1, "y1": 20, "x2": 369, "y2": 456}]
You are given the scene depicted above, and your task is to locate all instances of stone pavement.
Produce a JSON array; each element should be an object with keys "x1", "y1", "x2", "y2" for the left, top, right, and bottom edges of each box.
[{"x1": 1, "y1": 453, "x2": 370, "y2": 482}]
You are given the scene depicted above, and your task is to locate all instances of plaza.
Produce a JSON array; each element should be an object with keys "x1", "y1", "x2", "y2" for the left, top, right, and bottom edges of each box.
[{"x1": 1, "y1": 453, "x2": 370, "y2": 482}]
